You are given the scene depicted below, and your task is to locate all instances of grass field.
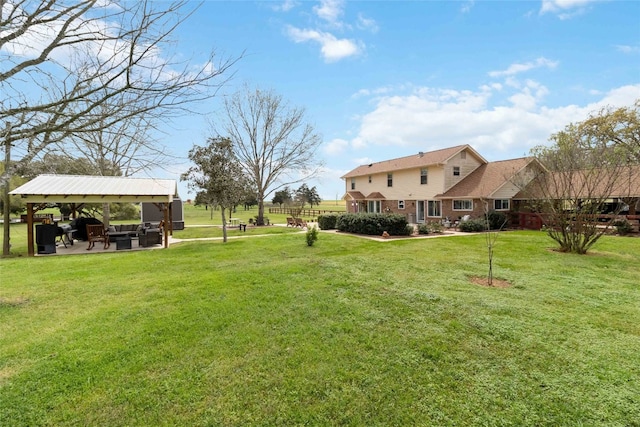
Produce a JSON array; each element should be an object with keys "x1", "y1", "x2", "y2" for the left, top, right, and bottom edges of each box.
[
  {"x1": 2, "y1": 201, "x2": 345, "y2": 256},
  {"x1": 1, "y1": 229, "x2": 639, "y2": 426}
]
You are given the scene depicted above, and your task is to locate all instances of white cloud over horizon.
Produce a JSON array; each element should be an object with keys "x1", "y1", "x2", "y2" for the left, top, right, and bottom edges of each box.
[{"x1": 345, "y1": 83, "x2": 640, "y2": 164}]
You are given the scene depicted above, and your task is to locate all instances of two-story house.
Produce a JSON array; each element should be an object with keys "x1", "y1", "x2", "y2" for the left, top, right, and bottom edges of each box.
[{"x1": 341, "y1": 145, "x2": 539, "y2": 223}]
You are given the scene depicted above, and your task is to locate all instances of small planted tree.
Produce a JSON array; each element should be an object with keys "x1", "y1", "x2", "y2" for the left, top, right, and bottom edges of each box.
[
  {"x1": 305, "y1": 225, "x2": 319, "y2": 246},
  {"x1": 481, "y1": 201, "x2": 509, "y2": 286},
  {"x1": 182, "y1": 137, "x2": 250, "y2": 242}
]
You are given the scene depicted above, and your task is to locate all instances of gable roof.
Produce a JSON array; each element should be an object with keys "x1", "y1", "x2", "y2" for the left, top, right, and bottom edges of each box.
[
  {"x1": 438, "y1": 157, "x2": 537, "y2": 199},
  {"x1": 10, "y1": 174, "x2": 178, "y2": 204},
  {"x1": 343, "y1": 191, "x2": 366, "y2": 200},
  {"x1": 513, "y1": 164, "x2": 640, "y2": 200},
  {"x1": 341, "y1": 145, "x2": 486, "y2": 179}
]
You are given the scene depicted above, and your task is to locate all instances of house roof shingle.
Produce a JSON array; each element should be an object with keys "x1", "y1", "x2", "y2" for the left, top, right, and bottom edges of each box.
[
  {"x1": 438, "y1": 157, "x2": 536, "y2": 199},
  {"x1": 341, "y1": 144, "x2": 486, "y2": 179},
  {"x1": 513, "y1": 164, "x2": 640, "y2": 199}
]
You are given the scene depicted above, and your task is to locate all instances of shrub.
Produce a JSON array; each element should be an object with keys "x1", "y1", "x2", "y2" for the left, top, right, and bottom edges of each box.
[
  {"x1": 306, "y1": 226, "x2": 319, "y2": 246},
  {"x1": 110, "y1": 203, "x2": 139, "y2": 220},
  {"x1": 612, "y1": 219, "x2": 633, "y2": 236},
  {"x1": 429, "y1": 221, "x2": 443, "y2": 233},
  {"x1": 417, "y1": 224, "x2": 431, "y2": 235},
  {"x1": 336, "y1": 213, "x2": 409, "y2": 236},
  {"x1": 458, "y1": 218, "x2": 486, "y2": 232},
  {"x1": 487, "y1": 210, "x2": 508, "y2": 230},
  {"x1": 318, "y1": 213, "x2": 341, "y2": 230}
]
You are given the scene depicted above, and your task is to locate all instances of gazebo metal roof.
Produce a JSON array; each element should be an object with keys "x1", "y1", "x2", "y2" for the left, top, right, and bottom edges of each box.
[
  {"x1": 10, "y1": 174, "x2": 178, "y2": 256},
  {"x1": 10, "y1": 174, "x2": 178, "y2": 204}
]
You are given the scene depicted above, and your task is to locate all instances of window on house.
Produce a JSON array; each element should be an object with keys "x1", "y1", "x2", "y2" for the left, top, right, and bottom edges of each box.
[
  {"x1": 398, "y1": 200, "x2": 405, "y2": 210},
  {"x1": 427, "y1": 200, "x2": 441, "y2": 217},
  {"x1": 453, "y1": 199, "x2": 473, "y2": 210},
  {"x1": 387, "y1": 173, "x2": 393, "y2": 187},
  {"x1": 453, "y1": 166, "x2": 460, "y2": 176},
  {"x1": 461, "y1": 151, "x2": 467, "y2": 160},
  {"x1": 420, "y1": 168, "x2": 428, "y2": 185},
  {"x1": 351, "y1": 178, "x2": 356, "y2": 190},
  {"x1": 494, "y1": 199, "x2": 510, "y2": 211},
  {"x1": 368, "y1": 175, "x2": 372, "y2": 183},
  {"x1": 368, "y1": 200, "x2": 381, "y2": 213}
]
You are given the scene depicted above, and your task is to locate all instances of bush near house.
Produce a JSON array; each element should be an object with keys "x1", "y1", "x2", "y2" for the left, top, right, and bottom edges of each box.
[
  {"x1": 417, "y1": 221, "x2": 444, "y2": 235},
  {"x1": 336, "y1": 213, "x2": 411, "y2": 236},
  {"x1": 317, "y1": 213, "x2": 342, "y2": 230},
  {"x1": 612, "y1": 219, "x2": 633, "y2": 235},
  {"x1": 487, "y1": 210, "x2": 509, "y2": 230},
  {"x1": 459, "y1": 219, "x2": 487, "y2": 232}
]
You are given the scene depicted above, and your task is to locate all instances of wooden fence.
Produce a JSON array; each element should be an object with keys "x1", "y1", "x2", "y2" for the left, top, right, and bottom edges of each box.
[{"x1": 268, "y1": 207, "x2": 343, "y2": 219}]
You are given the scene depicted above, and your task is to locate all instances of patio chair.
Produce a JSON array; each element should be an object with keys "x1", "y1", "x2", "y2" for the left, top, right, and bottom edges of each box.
[
  {"x1": 286, "y1": 217, "x2": 296, "y2": 227},
  {"x1": 86, "y1": 224, "x2": 110, "y2": 250},
  {"x1": 295, "y1": 218, "x2": 308, "y2": 228}
]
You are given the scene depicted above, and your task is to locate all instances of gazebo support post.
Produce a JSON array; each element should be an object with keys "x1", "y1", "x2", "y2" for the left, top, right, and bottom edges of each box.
[
  {"x1": 27, "y1": 203, "x2": 34, "y2": 256},
  {"x1": 163, "y1": 203, "x2": 170, "y2": 248}
]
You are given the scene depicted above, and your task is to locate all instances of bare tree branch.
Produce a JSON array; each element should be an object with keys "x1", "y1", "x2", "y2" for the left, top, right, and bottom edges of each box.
[{"x1": 217, "y1": 85, "x2": 324, "y2": 225}]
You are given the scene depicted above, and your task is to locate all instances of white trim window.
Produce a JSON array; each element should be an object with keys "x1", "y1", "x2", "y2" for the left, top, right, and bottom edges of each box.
[
  {"x1": 420, "y1": 168, "x2": 428, "y2": 185},
  {"x1": 453, "y1": 166, "x2": 460, "y2": 176},
  {"x1": 398, "y1": 200, "x2": 405, "y2": 210},
  {"x1": 453, "y1": 199, "x2": 473, "y2": 211},
  {"x1": 387, "y1": 173, "x2": 393, "y2": 187},
  {"x1": 368, "y1": 200, "x2": 381, "y2": 213},
  {"x1": 427, "y1": 200, "x2": 441, "y2": 217},
  {"x1": 494, "y1": 199, "x2": 510, "y2": 211},
  {"x1": 350, "y1": 178, "x2": 356, "y2": 190}
]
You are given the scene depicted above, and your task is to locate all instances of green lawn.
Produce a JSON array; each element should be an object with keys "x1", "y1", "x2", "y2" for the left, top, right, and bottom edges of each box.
[{"x1": 1, "y1": 231, "x2": 639, "y2": 425}]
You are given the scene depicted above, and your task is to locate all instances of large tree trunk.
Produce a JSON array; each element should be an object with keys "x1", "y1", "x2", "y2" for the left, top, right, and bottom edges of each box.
[
  {"x1": 220, "y1": 209, "x2": 228, "y2": 243},
  {"x1": 257, "y1": 199, "x2": 265, "y2": 226}
]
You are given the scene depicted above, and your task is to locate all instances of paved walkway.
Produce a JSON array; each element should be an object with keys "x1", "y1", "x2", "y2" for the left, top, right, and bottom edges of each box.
[{"x1": 171, "y1": 222, "x2": 471, "y2": 243}]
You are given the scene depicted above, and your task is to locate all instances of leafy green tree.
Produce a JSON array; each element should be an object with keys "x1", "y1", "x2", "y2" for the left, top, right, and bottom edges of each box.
[
  {"x1": 307, "y1": 185, "x2": 322, "y2": 208},
  {"x1": 294, "y1": 184, "x2": 322, "y2": 208},
  {"x1": 576, "y1": 100, "x2": 639, "y2": 163},
  {"x1": 0, "y1": 163, "x2": 26, "y2": 215},
  {"x1": 526, "y1": 103, "x2": 640, "y2": 254},
  {"x1": 182, "y1": 137, "x2": 250, "y2": 242},
  {"x1": 272, "y1": 188, "x2": 292, "y2": 207}
]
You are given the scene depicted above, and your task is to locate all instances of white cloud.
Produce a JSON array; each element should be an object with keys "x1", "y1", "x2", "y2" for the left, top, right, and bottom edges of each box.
[
  {"x1": 356, "y1": 13, "x2": 379, "y2": 33},
  {"x1": 540, "y1": 0, "x2": 600, "y2": 18},
  {"x1": 616, "y1": 44, "x2": 640, "y2": 54},
  {"x1": 313, "y1": 0, "x2": 345, "y2": 25},
  {"x1": 460, "y1": 1, "x2": 475, "y2": 14},
  {"x1": 346, "y1": 83, "x2": 640, "y2": 159},
  {"x1": 285, "y1": 26, "x2": 362, "y2": 62},
  {"x1": 354, "y1": 157, "x2": 374, "y2": 165},
  {"x1": 324, "y1": 138, "x2": 349, "y2": 155},
  {"x1": 489, "y1": 57, "x2": 558, "y2": 78},
  {"x1": 272, "y1": 0, "x2": 299, "y2": 12}
]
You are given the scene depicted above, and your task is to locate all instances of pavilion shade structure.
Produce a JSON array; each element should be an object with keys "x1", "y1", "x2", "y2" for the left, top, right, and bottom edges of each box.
[
  {"x1": 9, "y1": 174, "x2": 179, "y2": 256},
  {"x1": 10, "y1": 174, "x2": 178, "y2": 204}
]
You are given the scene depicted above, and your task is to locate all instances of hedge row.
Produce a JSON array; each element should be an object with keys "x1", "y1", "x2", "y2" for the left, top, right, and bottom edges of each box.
[
  {"x1": 326, "y1": 213, "x2": 411, "y2": 236},
  {"x1": 317, "y1": 213, "x2": 341, "y2": 230}
]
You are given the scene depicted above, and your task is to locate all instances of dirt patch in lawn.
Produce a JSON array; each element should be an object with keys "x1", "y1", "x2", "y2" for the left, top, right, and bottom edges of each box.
[{"x1": 469, "y1": 276, "x2": 512, "y2": 288}]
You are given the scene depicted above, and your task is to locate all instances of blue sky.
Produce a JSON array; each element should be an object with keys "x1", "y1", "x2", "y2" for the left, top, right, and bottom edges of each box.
[
  {"x1": 9, "y1": 1, "x2": 637, "y2": 201},
  {"x1": 159, "y1": 0, "x2": 639, "y2": 201}
]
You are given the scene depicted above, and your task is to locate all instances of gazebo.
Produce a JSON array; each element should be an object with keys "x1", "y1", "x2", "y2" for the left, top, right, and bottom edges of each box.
[{"x1": 10, "y1": 174, "x2": 179, "y2": 256}]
